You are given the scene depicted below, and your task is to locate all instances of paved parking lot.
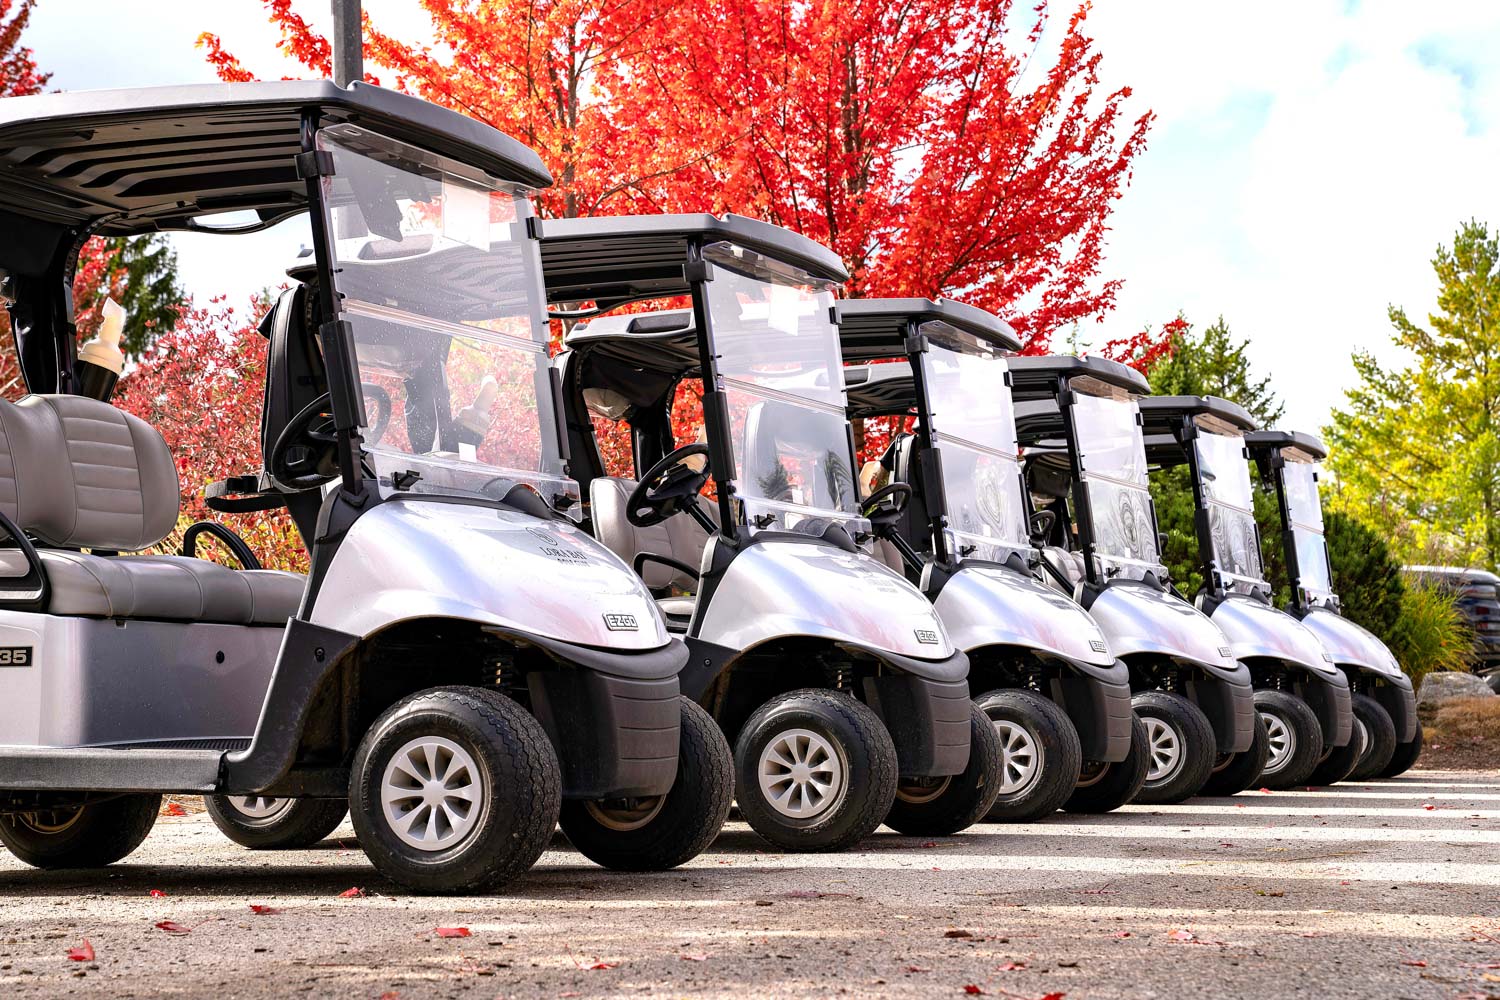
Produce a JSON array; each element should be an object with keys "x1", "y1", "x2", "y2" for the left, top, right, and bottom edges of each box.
[{"x1": 0, "y1": 770, "x2": 1494, "y2": 999}]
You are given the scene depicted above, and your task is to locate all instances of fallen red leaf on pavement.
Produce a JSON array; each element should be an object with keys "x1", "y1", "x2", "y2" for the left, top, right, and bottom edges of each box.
[
  {"x1": 944, "y1": 929, "x2": 975, "y2": 938},
  {"x1": 338, "y1": 887, "x2": 365, "y2": 898},
  {"x1": 962, "y1": 986, "x2": 986, "y2": 996},
  {"x1": 905, "y1": 965, "x2": 931, "y2": 973},
  {"x1": 1339, "y1": 880, "x2": 1351, "y2": 886},
  {"x1": 148, "y1": 889, "x2": 166, "y2": 898},
  {"x1": 1112, "y1": 931, "x2": 1132, "y2": 938},
  {"x1": 155, "y1": 920, "x2": 191, "y2": 935},
  {"x1": 922, "y1": 841, "x2": 939, "y2": 848},
  {"x1": 587, "y1": 961, "x2": 617, "y2": 970},
  {"x1": 1401, "y1": 959, "x2": 1428, "y2": 967},
  {"x1": 435, "y1": 927, "x2": 471, "y2": 938},
  {"x1": 378, "y1": 992, "x2": 400, "y2": 1000},
  {"x1": 248, "y1": 905, "x2": 281, "y2": 915},
  {"x1": 1038, "y1": 993, "x2": 1067, "y2": 1000},
  {"x1": 163, "y1": 802, "x2": 187, "y2": 817},
  {"x1": 997, "y1": 961, "x2": 1026, "y2": 971},
  {"x1": 66, "y1": 940, "x2": 94, "y2": 962},
  {"x1": 1422, "y1": 804, "x2": 1436, "y2": 811},
  {"x1": 680, "y1": 953, "x2": 709, "y2": 961},
  {"x1": 1259, "y1": 787, "x2": 1272, "y2": 794},
  {"x1": 1168, "y1": 929, "x2": 1197, "y2": 942}
]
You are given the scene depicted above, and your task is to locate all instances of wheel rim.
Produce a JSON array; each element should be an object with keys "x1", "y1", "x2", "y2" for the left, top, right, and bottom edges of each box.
[
  {"x1": 994, "y1": 720, "x2": 1043, "y2": 795},
  {"x1": 1143, "y1": 716, "x2": 1184, "y2": 785},
  {"x1": 380, "y1": 735, "x2": 484, "y2": 852},
  {"x1": 1260, "y1": 710, "x2": 1297, "y2": 775},
  {"x1": 584, "y1": 796, "x2": 666, "y2": 832},
  {"x1": 1351, "y1": 717, "x2": 1371, "y2": 765},
  {"x1": 229, "y1": 796, "x2": 293, "y2": 823},
  {"x1": 1075, "y1": 760, "x2": 1109, "y2": 788},
  {"x1": 15, "y1": 807, "x2": 83, "y2": 835},
  {"x1": 757, "y1": 728, "x2": 846, "y2": 820},
  {"x1": 895, "y1": 776, "x2": 952, "y2": 805}
]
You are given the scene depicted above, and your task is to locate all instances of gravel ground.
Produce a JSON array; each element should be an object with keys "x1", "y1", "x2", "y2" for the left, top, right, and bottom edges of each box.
[{"x1": 0, "y1": 769, "x2": 1495, "y2": 1000}]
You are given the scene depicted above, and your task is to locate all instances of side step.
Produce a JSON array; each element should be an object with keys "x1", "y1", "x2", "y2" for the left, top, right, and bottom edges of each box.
[{"x1": 0, "y1": 747, "x2": 224, "y2": 793}]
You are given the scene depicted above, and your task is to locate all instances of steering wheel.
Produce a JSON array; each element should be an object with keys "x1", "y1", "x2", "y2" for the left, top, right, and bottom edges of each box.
[
  {"x1": 269, "y1": 392, "x2": 340, "y2": 491},
  {"x1": 361, "y1": 383, "x2": 392, "y2": 446},
  {"x1": 626, "y1": 444, "x2": 711, "y2": 528},
  {"x1": 860, "y1": 482, "x2": 912, "y2": 530},
  {"x1": 1028, "y1": 508, "x2": 1057, "y2": 545}
]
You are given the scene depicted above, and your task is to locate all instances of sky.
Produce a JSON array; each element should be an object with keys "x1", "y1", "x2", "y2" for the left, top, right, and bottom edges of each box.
[{"x1": 20, "y1": 0, "x2": 1500, "y2": 434}]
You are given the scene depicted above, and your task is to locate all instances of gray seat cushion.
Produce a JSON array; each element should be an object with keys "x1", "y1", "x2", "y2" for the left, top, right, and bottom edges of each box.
[
  {"x1": 589, "y1": 477, "x2": 715, "y2": 590},
  {"x1": 655, "y1": 595, "x2": 696, "y2": 620}
]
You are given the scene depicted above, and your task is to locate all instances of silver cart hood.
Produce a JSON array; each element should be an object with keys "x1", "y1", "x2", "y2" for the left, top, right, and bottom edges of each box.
[
  {"x1": 1087, "y1": 581, "x2": 1242, "y2": 680},
  {"x1": 695, "y1": 538, "x2": 955, "y2": 660},
  {"x1": 311, "y1": 499, "x2": 670, "y2": 649},
  {"x1": 1299, "y1": 607, "x2": 1409, "y2": 687},
  {"x1": 934, "y1": 563, "x2": 1113, "y2": 668},
  {"x1": 1209, "y1": 594, "x2": 1342, "y2": 681}
]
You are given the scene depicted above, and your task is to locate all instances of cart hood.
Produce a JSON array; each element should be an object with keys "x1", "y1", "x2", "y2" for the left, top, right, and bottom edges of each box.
[
  {"x1": 1298, "y1": 607, "x2": 1409, "y2": 686},
  {"x1": 934, "y1": 563, "x2": 1114, "y2": 669},
  {"x1": 310, "y1": 499, "x2": 670, "y2": 650},
  {"x1": 1208, "y1": 595, "x2": 1342, "y2": 681},
  {"x1": 1087, "y1": 581, "x2": 1244, "y2": 681}
]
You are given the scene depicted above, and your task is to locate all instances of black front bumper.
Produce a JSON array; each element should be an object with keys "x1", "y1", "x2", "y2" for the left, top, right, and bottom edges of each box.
[
  {"x1": 1300, "y1": 672, "x2": 1354, "y2": 748},
  {"x1": 1057, "y1": 673, "x2": 1133, "y2": 763},
  {"x1": 863, "y1": 672, "x2": 972, "y2": 778},
  {"x1": 1187, "y1": 674, "x2": 1257, "y2": 755},
  {"x1": 1373, "y1": 679, "x2": 1418, "y2": 744},
  {"x1": 527, "y1": 670, "x2": 680, "y2": 799}
]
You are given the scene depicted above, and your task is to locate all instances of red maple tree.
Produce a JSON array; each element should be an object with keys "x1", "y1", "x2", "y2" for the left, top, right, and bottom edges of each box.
[{"x1": 0, "y1": 0, "x2": 46, "y2": 97}]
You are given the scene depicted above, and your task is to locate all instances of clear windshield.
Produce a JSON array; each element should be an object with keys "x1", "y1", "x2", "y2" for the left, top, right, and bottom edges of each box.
[
  {"x1": 317, "y1": 125, "x2": 575, "y2": 513},
  {"x1": 704, "y1": 242, "x2": 856, "y2": 531},
  {"x1": 1070, "y1": 388, "x2": 1162, "y2": 578},
  {"x1": 1283, "y1": 455, "x2": 1334, "y2": 600},
  {"x1": 1195, "y1": 426, "x2": 1263, "y2": 589},
  {"x1": 923, "y1": 337, "x2": 1028, "y2": 561}
]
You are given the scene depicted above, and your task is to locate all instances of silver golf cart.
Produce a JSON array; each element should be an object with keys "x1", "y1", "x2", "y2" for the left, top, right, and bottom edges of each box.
[
  {"x1": 542, "y1": 216, "x2": 1000, "y2": 849},
  {"x1": 1009, "y1": 357, "x2": 1264, "y2": 802},
  {"x1": 838, "y1": 298, "x2": 1146, "y2": 819},
  {"x1": 1246, "y1": 429, "x2": 1419, "y2": 779},
  {"x1": 0, "y1": 81, "x2": 731, "y2": 891},
  {"x1": 1138, "y1": 397, "x2": 1354, "y2": 789}
]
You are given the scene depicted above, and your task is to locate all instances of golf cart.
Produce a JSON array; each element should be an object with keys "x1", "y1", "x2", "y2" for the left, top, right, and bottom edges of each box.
[
  {"x1": 0, "y1": 81, "x2": 732, "y2": 891},
  {"x1": 542, "y1": 215, "x2": 999, "y2": 849},
  {"x1": 1246, "y1": 430, "x2": 1419, "y2": 779},
  {"x1": 838, "y1": 298, "x2": 1147, "y2": 819},
  {"x1": 1138, "y1": 397, "x2": 1354, "y2": 789},
  {"x1": 1009, "y1": 357, "x2": 1264, "y2": 802}
]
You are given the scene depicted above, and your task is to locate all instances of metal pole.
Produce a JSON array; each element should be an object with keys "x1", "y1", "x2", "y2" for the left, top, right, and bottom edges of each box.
[{"x1": 330, "y1": 0, "x2": 362, "y2": 87}]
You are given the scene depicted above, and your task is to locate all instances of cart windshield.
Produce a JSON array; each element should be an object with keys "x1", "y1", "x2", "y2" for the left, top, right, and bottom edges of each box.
[
  {"x1": 1070, "y1": 382, "x2": 1162, "y2": 580},
  {"x1": 316, "y1": 125, "x2": 575, "y2": 513},
  {"x1": 703, "y1": 242, "x2": 856, "y2": 531},
  {"x1": 922, "y1": 332, "x2": 1028, "y2": 561},
  {"x1": 1194, "y1": 421, "x2": 1264, "y2": 591},
  {"x1": 1283, "y1": 453, "x2": 1335, "y2": 603}
]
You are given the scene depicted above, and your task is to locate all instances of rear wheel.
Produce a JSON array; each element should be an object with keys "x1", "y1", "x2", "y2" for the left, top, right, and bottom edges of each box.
[
  {"x1": 1347, "y1": 693, "x2": 1398, "y2": 781},
  {"x1": 973, "y1": 689, "x2": 1082, "y2": 823},
  {"x1": 1200, "y1": 712, "x2": 1270, "y2": 796},
  {"x1": 885, "y1": 701, "x2": 1003, "y2": 835},
  {"x1": 0, "y1": 794, "x2": 160, "y2": 868},
  {"x1": 1380, "y1": 719, "x2": 1424, "y2": 778},
  {"x1": 349, "y1": 686, "x2": 561, "y2": 894},
  {"x1": 1131, "y1": 691, "x2": 1215, "y2": 804},
  {"x1": 205, "y1": 795, "x2": 348, "y2": 849},
  {"x1": 560, "y1": 697, "x2": 733, "y2": 870},
  {"x1": 1254, "y1": 690, "x2": 1324, "y2": 789},
  {"x1": 1063, "y1": 713, "x2": 1149, "y2": 814},
  {"x1": 734, "y1": 689, "x2": 897, "y2": 852},
  {"x1": 1306, "y1": 710, "x2": 1366, "y2": 787}
]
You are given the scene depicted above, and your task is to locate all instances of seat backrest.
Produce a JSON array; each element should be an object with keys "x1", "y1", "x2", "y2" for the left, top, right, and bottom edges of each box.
[
  {"x1": 1039, "y1": 545, "x2": 1086, "y2": 598},
  {"x1": 259, "y1": 282, "x2": 327, "y2": 466},
  {"x1": 888, "y1": 432, "x2": 933, "y2": 553},
  {"x1": 590, "y1": 477, "x2": 715, "y2": 590},
  {"x1": 0, "y1": 394, "x2": 179, "y2": 551}
]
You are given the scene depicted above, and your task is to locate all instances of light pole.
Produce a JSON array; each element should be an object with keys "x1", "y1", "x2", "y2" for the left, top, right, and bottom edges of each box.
[{"x1": 331, "y1": 0, "x2": 362, "y2": 86}]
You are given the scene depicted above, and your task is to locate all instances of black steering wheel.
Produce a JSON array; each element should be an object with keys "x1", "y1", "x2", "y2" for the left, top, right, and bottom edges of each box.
[
  {"x1": 627, "y1": 444, "x2": 711, "y2": 528},
  {"x1": 269, "y1": 392, "x2": 340, "y2": 491},
  {"x1": 860, "y1": 482, "x2": 912, "y2": 530}
]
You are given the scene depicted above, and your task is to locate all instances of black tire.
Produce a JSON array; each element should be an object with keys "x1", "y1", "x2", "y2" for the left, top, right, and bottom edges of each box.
[
  {"x1": 733, "y1": 688, "x2": 897, "y2": 852},
  {"x1": 1305, "y1": 711, "x2": 1365, "y2": 788},
  {"x1": 560, "y1": 697, "x2": 733, "y2": 870},
  {"x1": 885, "y1": 701, "x2": 1003, "y2": 835},
  {"x1": 1063, "y1": 713, "x2": 1149, "y2": 813},
  {"x1": 1380, "y1": 719, "x2": 1424, "y2": 778},
  {"x1": 205, "y1": 795, "x2": 348, "y2": 849},
  {"x1": 1200, "y1": 712, "x2": 1270, "y2": 796},
  {"x1": 348, "y1": 686, "x2": 561, "y2": 894},
  {"x1": 1254, "y1": 690, "x2": 1324, "y2": 789},
  {"x1": 1347, "y1": 693, "x2": 1398, "y2": 781},
  {"x1": 1131, "y1": 691, "x2": 1216, "y2": 804},
  {"x1": 0, "y1": 794, "x2": 159, "y2": 869},
  {"x1": 972, "y1": 689, "x2": 1082, "y2": 823}
]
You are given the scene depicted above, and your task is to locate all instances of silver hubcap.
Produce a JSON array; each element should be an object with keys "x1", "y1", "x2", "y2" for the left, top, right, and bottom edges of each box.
[
  {"x1": 995, "y1": 720, "x2": 1042, "y2": 795},
  {"x1": 380, "y1": 736, "x2": 484, "y2": 852},
  {"x1": 758, "y1": 728, "x2": 845, "y2": 819},
  {"x1": 1143, "y1": 716, "x2": 1184, "y2": 784},
  {"x1": 1352, "y1": 717, "x2": 1371, "y2": 764},
  {"x1": 231, "y1": 796, "x2": 292, "y2": 822},
  {"x1": 1261, "y1": 711, "x2": 1296, "y2": 775},
  {"x1": 584, "y1": 796, "x2": 666, "y2": 832}
]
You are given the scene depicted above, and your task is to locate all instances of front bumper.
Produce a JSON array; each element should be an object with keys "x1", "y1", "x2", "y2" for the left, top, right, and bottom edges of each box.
[
  {"x1": 1372, "y1": 679, "x2": 1419, "y2": 744},
  {"x1": 1057, "y1": 672, "x2": 1133, "y2": 763},
  {"x1": 863, "y1": 672, "x2": 972, "y2": 778},
  {"x1": 1300, "y1": 671, "x2": 1354, "y2": 748},
  {"x1": 528, "y1": 670, "x2": 680, "y2": 799},
  {"x1": 1187, "y1": 673, "x2": 1257, "y2": 755}
]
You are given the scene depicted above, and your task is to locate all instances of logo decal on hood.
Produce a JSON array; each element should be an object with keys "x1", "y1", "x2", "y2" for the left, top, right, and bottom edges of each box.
[
  {"x1": 603, "y1": 613, "x2": 639, "y2": 631},
  {"x1": 914, "y1": 629, "x2": 940, "y2": 645}
]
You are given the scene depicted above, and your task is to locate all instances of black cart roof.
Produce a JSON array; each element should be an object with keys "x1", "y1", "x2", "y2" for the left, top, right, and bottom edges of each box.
[
  {"x1": 1245, "y1": 429, "x2": 1328, "y2": 462},
  {"x1": 842, "y1": 362, "x2": 917, "y2": 419},
  {"x1": 0, "y1": 80, "x2": 550, "y2": 244},
  {"x1": 1007, "y1": 354, "x2": 1149, "y2": 403},
  {"x1": 835, "y1": 297, "x2": 1020, "y2": 361},
  {"x1": 539, "y1": 213, "x2": 848, "y2": 310}
]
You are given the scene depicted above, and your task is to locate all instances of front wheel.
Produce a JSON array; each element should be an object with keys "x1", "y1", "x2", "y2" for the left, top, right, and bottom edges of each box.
[
  {"x1": 734, "y1": 689, "x2": 897, "y2": 852},
  {"x1": 884, "y1": 701, "x2": 1003, "y2": 835},
  {"x1": 1063, "y1": 713, "x2": 1149, "y2": 814},
  {"x1": 1200, "y1": 713, "x2": 1270, "y2": 796},
  {"x1": 560, "y1": 697, "x2": 733, "y2": 870},
  {"x1": 0, "y1": 794, "x2": 160, "y2": 868},
  {"x1": 349, "y1": 686, "x2": 562, "y2": 894},
  {"x1": 1347, "y1": 693, "x2": 1398, "y2": 781},
  {"x1": 1380, "y1": 720, "x2": 1424, "y2": 778},
  {"x1": 1306, "y1": 712, "x2": 1366, "y2": 787},
  {"x1": 205, "y1": 796, "x2": 348, "y2": 849},
  {"x1": 1254, "y1": 690, "x2": 1324, "y2": 789},
  {"x1": 1131, "y1": 691, "x2": 1215, "y2": 804},
  {"x1": 973, "y1": 689, "x2": 1082, "y2": 823}
]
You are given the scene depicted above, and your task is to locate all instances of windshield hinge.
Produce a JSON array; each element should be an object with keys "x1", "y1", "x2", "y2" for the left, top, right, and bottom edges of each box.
[
  {"x1": 526, "y1": 216, "x2": 545, "y2": 240},
  {"x1": 295, "y1": 150, "x2": 336, "y2": 180},
  {"x1": 903, "y1": 333, "x2": 928, "y2": 355},
  {"x1": 683, "y1": 260, "x2": 713, "y2": 284}
]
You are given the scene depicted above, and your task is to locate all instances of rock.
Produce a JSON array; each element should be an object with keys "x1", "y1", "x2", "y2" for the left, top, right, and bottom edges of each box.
[{"x1": 1418, "y1": 671, "x2": 1495, "y2": 706}]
